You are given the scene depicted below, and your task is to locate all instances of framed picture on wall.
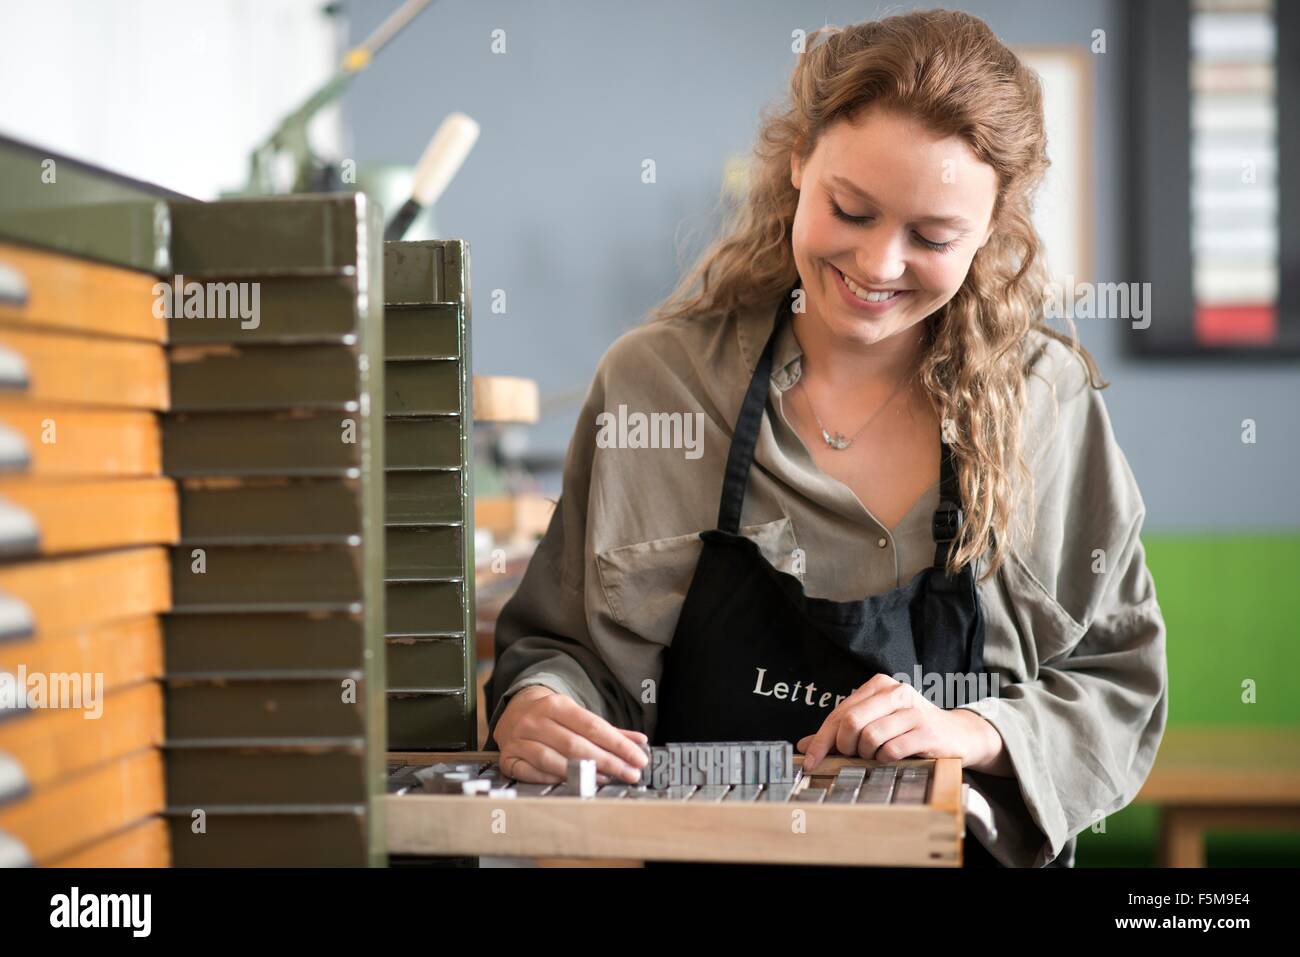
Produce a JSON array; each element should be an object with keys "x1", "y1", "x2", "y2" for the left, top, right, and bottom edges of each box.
[
  {"x1": 1128, "y1": 0, "x2": 1300, "y2": 356},
  {"x1": 1014, "y1": 45, "x2": 1094, "y2": 292}
]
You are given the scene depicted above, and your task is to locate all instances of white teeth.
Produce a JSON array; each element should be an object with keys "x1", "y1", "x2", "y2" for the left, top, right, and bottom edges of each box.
[{"x1": 837, "y1": 268, "x2": 902, "y2": 302}]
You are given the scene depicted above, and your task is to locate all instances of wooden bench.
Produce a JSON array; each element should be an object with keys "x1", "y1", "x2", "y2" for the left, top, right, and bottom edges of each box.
[{"x1": 1134, "y1": 726, "x2": 1300, "y2": 867}]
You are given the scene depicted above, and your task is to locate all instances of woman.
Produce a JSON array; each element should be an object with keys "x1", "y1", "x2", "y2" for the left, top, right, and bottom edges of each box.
[{"x1": 484, "y1": 9, "x2": 1168, "y2": 868}]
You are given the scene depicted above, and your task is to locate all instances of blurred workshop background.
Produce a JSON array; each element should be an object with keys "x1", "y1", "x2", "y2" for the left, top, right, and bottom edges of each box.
[{"x1": 1, "y1": 0, "x2": 1296, "y2": 867}]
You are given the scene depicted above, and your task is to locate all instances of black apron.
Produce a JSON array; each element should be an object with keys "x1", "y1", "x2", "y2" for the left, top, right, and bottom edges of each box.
[{"x1": 649, "y1": 290, "x2": 1004, "y2": 868}]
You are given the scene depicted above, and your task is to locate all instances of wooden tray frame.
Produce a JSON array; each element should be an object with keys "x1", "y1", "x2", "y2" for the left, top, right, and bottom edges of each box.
[{"x1": 386, "y1": 750, "x2": 964, "y2": 867}]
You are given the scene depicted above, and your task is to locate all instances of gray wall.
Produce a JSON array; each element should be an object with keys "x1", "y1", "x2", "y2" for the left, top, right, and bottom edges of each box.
[{"x1": 344, "y1": 0, "x2": 1299, "y2": 531}]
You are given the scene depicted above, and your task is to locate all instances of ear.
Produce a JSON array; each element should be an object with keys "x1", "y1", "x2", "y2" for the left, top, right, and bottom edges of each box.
[{"x1": 790, "y1": 136, "x2": 807, "y2": 191}]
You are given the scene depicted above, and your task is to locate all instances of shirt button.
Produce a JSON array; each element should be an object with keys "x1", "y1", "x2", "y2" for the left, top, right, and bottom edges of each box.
[{"x1": 877, "y1": 537, "x2": 888, "y2": 548}]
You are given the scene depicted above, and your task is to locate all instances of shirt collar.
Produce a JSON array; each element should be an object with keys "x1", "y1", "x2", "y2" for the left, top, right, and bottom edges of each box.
[{"x1": 736, "y1": 289, "x2": 804, "y2": 393}]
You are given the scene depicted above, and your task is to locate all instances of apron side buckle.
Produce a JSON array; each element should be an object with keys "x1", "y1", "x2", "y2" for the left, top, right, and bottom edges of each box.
[{"x1": 932, "y1": 502, "x2": 964, "y2": 543}]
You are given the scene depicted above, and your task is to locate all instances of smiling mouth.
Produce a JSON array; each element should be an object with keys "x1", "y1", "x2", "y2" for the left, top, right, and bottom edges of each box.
[{"x1": 831, "y1": 265, "x2": 912, "y2": 303}]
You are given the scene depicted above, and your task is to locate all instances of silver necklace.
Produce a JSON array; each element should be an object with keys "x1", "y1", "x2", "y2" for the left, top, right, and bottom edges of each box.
[{"x1": 798, "y1": 367, "x2": 913, "y2": 450}]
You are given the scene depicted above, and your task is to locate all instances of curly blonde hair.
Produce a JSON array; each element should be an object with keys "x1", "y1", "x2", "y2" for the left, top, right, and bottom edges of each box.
[{"x1": 649, "y1": 8, "x2": 1106, "y2": 581}]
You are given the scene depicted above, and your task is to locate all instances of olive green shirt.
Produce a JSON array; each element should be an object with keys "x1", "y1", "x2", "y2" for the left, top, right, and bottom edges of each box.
[{"x1": 484, "y1": 297, "x2": 1169, "y2": 868}]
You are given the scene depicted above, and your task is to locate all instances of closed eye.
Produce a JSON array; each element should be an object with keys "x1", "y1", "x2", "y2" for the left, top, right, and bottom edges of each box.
[{"x1": 828, "y1": 199, "x2": 956, "y2": 254}]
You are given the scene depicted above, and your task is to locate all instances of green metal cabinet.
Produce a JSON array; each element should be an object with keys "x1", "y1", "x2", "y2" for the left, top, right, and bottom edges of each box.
[
  {"x1": 382, "y1": 240, "x2": 476, "y2": 751},
  {"x1": 160, "y1": 195, "x2": 388, "y2": 867}
]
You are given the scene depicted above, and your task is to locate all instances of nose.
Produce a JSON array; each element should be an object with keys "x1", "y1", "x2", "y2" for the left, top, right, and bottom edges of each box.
[{"x1": 853, "y1": 231, "x2": 907, "y2": 287}]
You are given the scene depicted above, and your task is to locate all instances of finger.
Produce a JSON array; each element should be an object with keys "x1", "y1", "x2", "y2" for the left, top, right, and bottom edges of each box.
[
  {"x1": 504, "y1": 748, "x2": 614, "y2": 789},
  {"x1": 618, "y1": 728, "x2": 650, "y2": 744},
  {"x1": 834, "y1": 687, "x2": 919, "y2": 757},
  {"x1": 835, "y1": 703, "x2": 876, "y2": 759},
  {"x1": 548, "y1": 700, "x2": 649, "y2": 771},
  {"x1": 830, "y1": 675, "x2": 908, "y2": 724},
  {"x1": 835, "y1": 683, "x2": 918, "y2": 739},
  {"x1": 501, "y1": 756, "x2": 552, "y2": 784},
  {"x1": 854, "y1": 708, "x2": 918, "y2": 761},
  {"x1": 522, "y1": 721, "x2": 644, "y2": 784},
  {"x1": 803, "y1": 676, "x2": 911, "y2": 768},
  {"x1": 501, "y1": 741, "x2": 566, "y2": 784},
  {"x1": 872, "y1": 728, "x2": 930, "y2": 764},
  {"x1": 800, "y1": 711, "x2": 843, "y2": 771}
]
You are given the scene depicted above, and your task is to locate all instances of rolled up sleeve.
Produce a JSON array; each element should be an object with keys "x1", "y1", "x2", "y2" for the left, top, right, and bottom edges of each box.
[
  {"x1": 962, "y1": 510, "x2": 1168, "y2": 866},
  {"x1": 958, "y1": 344, "x2": 1170, "y2": 866},
  {"x1": 483, "y1": 340, "x2": 657, "y2": 749}
]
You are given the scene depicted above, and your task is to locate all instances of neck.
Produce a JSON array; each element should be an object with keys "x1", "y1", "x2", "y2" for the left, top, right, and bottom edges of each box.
[{"x1": 791, "y1": 313, "x2": 927, "y2": 394}]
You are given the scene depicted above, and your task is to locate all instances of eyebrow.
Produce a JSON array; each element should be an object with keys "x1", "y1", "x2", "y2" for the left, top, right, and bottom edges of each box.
[{"x1": 828, "y1": 175, "x2": 974, "y2": 231}]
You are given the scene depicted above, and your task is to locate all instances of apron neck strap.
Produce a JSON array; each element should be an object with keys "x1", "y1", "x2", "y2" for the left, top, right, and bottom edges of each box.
[
  {"x1": 933, "y1": 434, "x2": 964, "y2": 569},
  {"x1": 716, "y1": 292, "x2": 789, "y2": 534}
]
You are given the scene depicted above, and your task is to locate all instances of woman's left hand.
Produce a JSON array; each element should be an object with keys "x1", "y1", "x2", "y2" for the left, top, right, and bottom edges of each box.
[{"x1": 796, "y1": 673, "x2": 1002, "y2": 772}]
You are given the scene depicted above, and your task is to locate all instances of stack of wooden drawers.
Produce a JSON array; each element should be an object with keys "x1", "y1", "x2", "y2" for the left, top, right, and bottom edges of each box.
[
  {"x1": 0, "y1": 240, "x2": 174, "y2": 866},
  {"x1": 383, "y1": 241, "x2": 477, "y2": 751}
]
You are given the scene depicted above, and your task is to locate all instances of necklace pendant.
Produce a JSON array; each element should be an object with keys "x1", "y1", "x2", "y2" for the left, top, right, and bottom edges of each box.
[{"x1": 822, "y1": 428, "x2": 852, "y2": 450}]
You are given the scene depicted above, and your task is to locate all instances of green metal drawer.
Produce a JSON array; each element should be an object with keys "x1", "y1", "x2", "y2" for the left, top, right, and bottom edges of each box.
[
  {"x1": 385, "y1": 359, "x2": 461, "y2": 415},
  {"x1": 385, "y1": 305, "x2": 460, "y2": 358},
  {"x1": 168, "y1": 276, "x2": 360, "y2": 344},
  {"x1": 165, "y1": 744, "x2": 367, "y2": 805},
  {"x1": 164, "y1": 412, "x2": 363, "y2": 476},
  {"x1": 386, "y1": 692, "x2": 470, "y2": 750},
  {"x1": 167, "y1": 812, "x2": 367, "y2": 867},
  {"x1": 165, "y1": 677, "x2": 367, "y2": 740},
  {"x1": 164, "y1": 612, "x2": 365, "y2": 674},
  {"x1": 385, "y1": 580, "x2": 464, "y2": 635},
  {"x1": 386, "y1": 636, "x2": 466, "y2": 691},
  {"x1": 170, "y1": 344, "x2": 360, "y2": 411},
  {"x1": 178, "y1": 479, "x2": 362, "y2": 544},
  {"x1": 384, "y1": 417, "x2": 462, "y2": 470},
  {"x1": 385, "y1": 470, "x2": 461, "y2": 525},
  {"x1": 385, "y1": 525, "x2": 463, "y2": 580},
  {"x1": 170, "y1": 545, "x2": 362, "y2": 610}
]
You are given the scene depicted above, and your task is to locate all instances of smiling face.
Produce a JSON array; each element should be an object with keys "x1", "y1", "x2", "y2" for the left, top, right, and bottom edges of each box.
[{"x1": 790, "y1": 105, "x2": 1000, "y2": 351}]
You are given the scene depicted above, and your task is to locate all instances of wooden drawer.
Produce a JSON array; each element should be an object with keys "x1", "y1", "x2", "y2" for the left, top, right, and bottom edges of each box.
[
  {"x1": 0, "y1": 616, "x2": 163, "y2": 695},
  {"x1": 0, "y1": 327, "x2": 167, "y2": 408},
  {"x1": 0, "y1": 241, "x2": 162, "y2": 343},
  {"x1": 0, "y1": 547, "x2": 170, "y2": 639},
  {"x1": 0, "y1": 478, "x2": 177, "y2": 556},
  {"x1": 0, "y1": 747, "x2": 165, "y2": 863},
  {"x1": 0, "y1": 682, "x2": 164, "y2": 788},
  {"x1": 0, "y1": 406, "x2": 161, "y2": 477},
  {"x1": 48, "y1": 817, "x2": 170, "y2": 867}
]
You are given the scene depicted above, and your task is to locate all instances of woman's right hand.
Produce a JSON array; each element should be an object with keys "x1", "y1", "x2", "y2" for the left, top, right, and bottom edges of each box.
[{"x1": 494, "y1": 685, "x2": 650, "y2": 786}]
